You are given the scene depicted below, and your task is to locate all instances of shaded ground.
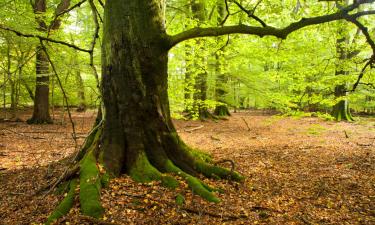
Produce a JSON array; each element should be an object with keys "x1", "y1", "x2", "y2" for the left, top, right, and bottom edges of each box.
[{"x1": 0, "y1": 110, "x2": 374, "y2": 224}]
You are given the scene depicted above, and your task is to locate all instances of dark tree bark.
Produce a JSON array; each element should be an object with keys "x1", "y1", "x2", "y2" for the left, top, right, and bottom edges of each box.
[
  {"x1": 75, "y1": 70, "x2": 86, "y2": 112},
  {"x1": 28, "y1": 0, "x2": 71, "y2": 124},
  {"x1": 46, "y1": 1, "x2": 241, "y2": 221},
  {"x1": 28, "y1": 0, "x2": 52, "y2": 124},
  {"x1": 46, "y1": 0, "x2": 375, "y2": 222}
]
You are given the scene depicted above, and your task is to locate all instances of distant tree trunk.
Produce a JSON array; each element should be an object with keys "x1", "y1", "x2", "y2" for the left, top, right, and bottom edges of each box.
[
  {"x1": 214, "y1": 0, "x2": 230, "y2": 117},
  {"x1": 75, "y1": 70, "x2": 86, "y2": 112},
  {"x1": 331, "y1": 1, "x2": 354, "y2": 122},
  {"x1": 331, "y1": 21, "x2": 353, "y2": 122},
  {"x1": 6, "y1": 40, "x2": 17, "y2": 119},
  {"x1": 28, "y1": 0, "x2": 71, "y2": 124},
  {"x1": 190, "y1": 0, "x2": 212, "y2": 119},
  {"x1": 28, "y1": 47, "x2": 52, "y2": 123},
  {"x1": 184, "y1": 38, "x2": 193, "y2": 112},
  {"x1": 28, "y1": 0, "x2": 51, "y2": 123}
]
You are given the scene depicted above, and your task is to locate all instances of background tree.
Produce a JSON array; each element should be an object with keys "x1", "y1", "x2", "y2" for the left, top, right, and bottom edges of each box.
[{"x1": 28, "y1": 0, "x2": 71, "y2": 124}]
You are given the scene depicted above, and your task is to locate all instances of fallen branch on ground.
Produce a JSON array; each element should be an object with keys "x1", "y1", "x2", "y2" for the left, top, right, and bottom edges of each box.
[
  {"x1": 241, "y1": 117, "x2": 251, "y2": 131},
  {"x1": 184, "y1": 125, "x2": 204, "y2": 132}
]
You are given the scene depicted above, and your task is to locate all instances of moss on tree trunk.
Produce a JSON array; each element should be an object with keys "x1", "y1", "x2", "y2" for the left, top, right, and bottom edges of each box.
[
  {"x1": 332, "y1": 99, "x2": 353, "y2": 121},
  {"x1": 47, "y1": 0, "x2": 243, "y2": 223}
]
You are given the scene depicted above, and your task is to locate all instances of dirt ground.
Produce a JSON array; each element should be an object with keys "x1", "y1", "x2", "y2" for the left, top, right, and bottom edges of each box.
[{"x1": 0, "y1": 110, "x2": 374, "y2": 224}]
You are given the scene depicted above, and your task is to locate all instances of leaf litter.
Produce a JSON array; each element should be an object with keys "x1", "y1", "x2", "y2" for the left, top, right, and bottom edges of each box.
[{"x1": 0, "y1": 110, "x2": 374, "y2": 224}]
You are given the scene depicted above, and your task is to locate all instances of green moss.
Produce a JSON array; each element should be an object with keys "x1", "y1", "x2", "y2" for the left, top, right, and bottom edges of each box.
[
  {"x1": 46, "y1": 179, "x2": 77, "y2": 225},
  {"x1": 54, "y1": 181, "x2": 70, "y2": 195},
  {"x1": 79, "y1": 151, "x2": 104, "y2": 218},
  {"x1": 100, "y1": 172, "x2": 111, "y2": 188},
  {"x1": 175, "y1": 194, "x2": 185, "y2": 206},
  {"x1": 129, "y1": 152, "x2": 162, "y2": 183},
  {"x1": 76, "y1": 125, "x2": 101, "y2": 161},
  {"x1": 185, "y1": 175, "x2": 220, "y2": 203},
  {"x1": 194, "y1": 160, "x2": 244, "y2": 182},
  {"x1": 190, "y1": 149, "x2": 212, "y2": 163},
  {"x1": 161, "y1": 175, "x2": 179, "y2": 189},
  {"x1": 164, "y1": 160, "x2": 219, "y2": 203}
]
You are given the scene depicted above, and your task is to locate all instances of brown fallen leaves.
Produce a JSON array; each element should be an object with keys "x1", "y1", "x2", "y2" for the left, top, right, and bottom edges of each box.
[{"x1": 0, "y1": 110, "x2": 374, "y2": 224}]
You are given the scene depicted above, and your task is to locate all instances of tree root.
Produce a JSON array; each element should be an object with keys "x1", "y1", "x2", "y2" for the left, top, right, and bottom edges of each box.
[
  {"x1": 79, "y1": 150, "x2": 104, "y2": 218},
  {"x1": 46, "y1": 179, "x2": 78, "y2": 225}
]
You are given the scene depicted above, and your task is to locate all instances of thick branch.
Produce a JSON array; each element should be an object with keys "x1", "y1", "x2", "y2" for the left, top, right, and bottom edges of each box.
[{"x1": 168, "y1": 1, "x2": 375, "y2": 48}]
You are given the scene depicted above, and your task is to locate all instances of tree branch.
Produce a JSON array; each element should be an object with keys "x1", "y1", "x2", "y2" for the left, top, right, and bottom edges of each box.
[
  {"x1": 49, "y1": 0, "x2": 87, "y2": 31},
  {"x1": 232, "y1": 0, "x2": 267, "y2": 27},
  {"x1": 168, "y1": 0, "x2": 375, "y2": 48},
  {"x1": 0, "y1": 24, "x2": 92, "y2": 53}
]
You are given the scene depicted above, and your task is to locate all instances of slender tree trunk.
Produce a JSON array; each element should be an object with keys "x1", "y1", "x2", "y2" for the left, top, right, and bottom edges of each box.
[
  {"x1": 190, "y1": 0, "x2": 212, "y2": 119},
  {"x1": 331, "y1": 39, "x2": 353, "y2": 121},
  {"x1": 75, "y1": 70, "x2": 86, "y2": 112},
  {"x1": 214, "y1": 0, "x2": 230, "y2": 116},
  {"x1": 331, "y1": 1, "x2": 353, "y2": 122},
  {"x1": 28, "y1": 0, "x2": 71, "y2": 124},
  {"x1": 28, "y1": 47, "x2": 52, "y2": 123}
]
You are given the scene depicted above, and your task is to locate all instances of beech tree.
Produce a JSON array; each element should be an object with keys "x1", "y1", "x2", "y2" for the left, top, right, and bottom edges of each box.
[
  {"x1": 10, "y1": 0, "x2": 370, "y2": 222},
  {"x1": 27, "y1": 0, "x2": 71, "y2": 124}
]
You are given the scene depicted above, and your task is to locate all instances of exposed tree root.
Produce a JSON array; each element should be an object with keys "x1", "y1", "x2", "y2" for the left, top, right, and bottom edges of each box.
[
  {"x1": 46, "y1": 179, "x2": 78, "y2": 225},
  {"x1": 46, "y1": 120, "x2": 243, "y2": 223}
]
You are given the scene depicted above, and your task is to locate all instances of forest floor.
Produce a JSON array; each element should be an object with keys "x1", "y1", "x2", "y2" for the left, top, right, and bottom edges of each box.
[{"x1": 0, "y1": 109, "x2": 374, "y2": 225}]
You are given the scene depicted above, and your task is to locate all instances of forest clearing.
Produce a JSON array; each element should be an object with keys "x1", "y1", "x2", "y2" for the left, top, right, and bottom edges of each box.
[{"x1": 0, "y1": 110, "x2": 374, "y2": 224}]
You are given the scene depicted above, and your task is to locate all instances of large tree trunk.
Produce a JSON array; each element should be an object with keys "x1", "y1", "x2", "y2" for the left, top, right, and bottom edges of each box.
[{"x1": 46, "y1": 0, "x2": 242, "y2": 222}]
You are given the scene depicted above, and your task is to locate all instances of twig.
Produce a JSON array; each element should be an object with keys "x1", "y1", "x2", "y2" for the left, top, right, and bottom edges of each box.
[
  {"x1": 39, "y1": 40, "x2": 78, "y2": 150},
  {"x1": 232, "y1": 0, "x2": 267, "y2": 27},
  {"x1": 215, "y1": 159, "x2": 236, "y2": 180},
  {"x1": 241, "y1": 117, "x2": 250, "y2": 131},
  {"x1": 88, "y1": 0, "x2": 102, "y2": 92},
  {"x1": 3, "y1": 128, "x2": 45, "y2": 139},
  {"x1": 184, "y1": 125, "x2": 204, "y2": 132},
  {"x1": 39, "y1": 164, "x2": 79, "y2": 195},
  {"x1": 0, "y1": 24, "x2": 91, "y2": 53},
  {"x1": 344, "y1": 130, "x2": 349, "y2": 138}
]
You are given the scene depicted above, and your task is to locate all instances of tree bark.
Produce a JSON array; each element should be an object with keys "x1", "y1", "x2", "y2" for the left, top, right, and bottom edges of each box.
[
  {"x1": 75, "y1": 70, "x2": 86, "y2": 112},
  {"x1": 47, "y1": 1, "x2": 242, "y2": 221},
  {"x1": 28, "y1": 0, "x2": 71, "y2": 124},
  {"x1": 214, "y1": 0, "x2": 230, "y2": 117},
  {"x1": 190, "y1": 0, "x2": 213, "y2": 119},
  {"x1": 331, "y1": 14, "x2": 354, "y2": 122}
]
